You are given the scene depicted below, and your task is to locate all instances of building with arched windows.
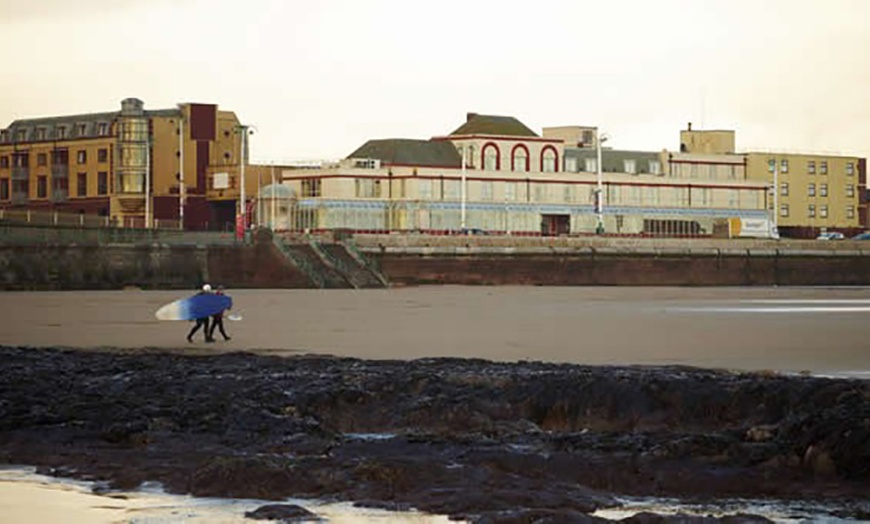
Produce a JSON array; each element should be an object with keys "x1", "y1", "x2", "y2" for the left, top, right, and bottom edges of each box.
[{"x1": 270, "y1": 113, "x2": 772, "y2": 236}]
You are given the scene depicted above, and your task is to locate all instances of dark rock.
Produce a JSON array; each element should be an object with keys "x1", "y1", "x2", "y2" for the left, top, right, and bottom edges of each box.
[{"x1": 244, "y1": 503, "x2": 321, "y2": 522}]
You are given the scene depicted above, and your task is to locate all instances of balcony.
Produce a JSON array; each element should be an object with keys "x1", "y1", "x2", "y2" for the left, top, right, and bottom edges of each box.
[{"x1": 11, "y1": 167, "x2": 28, "y2": 180}]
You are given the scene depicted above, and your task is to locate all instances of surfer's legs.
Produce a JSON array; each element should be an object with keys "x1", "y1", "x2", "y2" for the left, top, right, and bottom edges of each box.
[
  {"x1": 210, "y1": 316, "x2": 230, "y2": 341},
  {"x1": 187, "y1": 318, "x2": 210, "y2": 343}
]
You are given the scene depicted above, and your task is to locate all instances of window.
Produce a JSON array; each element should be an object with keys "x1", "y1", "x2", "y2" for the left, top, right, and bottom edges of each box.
[
  {"x1": 505, "y1": 182, "x2": 517, "y2": 201},
  {"x1": 57, "y1": 126, "x2": 67, "y2": 139},
  {"x1": 77, "y1": 150, "x2": 87, "y2": 164},
  {"x1": 847, "y1": 162, "x2": 855, "y2": 176},
  {"x1": 564, "y1": 157, "x2": 577, "y2": 173},
  {"x1": 584, "y1": 158, "x2": 597, "y2": 173},
  {"x1": 77, "y1": 173, "x2": 87, "y2": 197},
  {"x1": 648, "y1": 186, "x2": 661, "y2": 206},
  {"x1": 564, "y1": 184, "x2": 575, "y2": 202},
  {"x1": 847, "y1": 205, "x2": 855, "y2": 219},
  {"x1": 780, "y1": 204, "x2": 789, "y2": 217},
  {"x1": 16, "y1": 129, "x2": 26, "y2": 142},
  {"x1": 0, "y1": 130, "x2": 7, "y2": 143},
  {"x1": 0, "y1": 179, "x2": 8, "y2": 200},
  {"x1": 97, "y1": 148, "x2": 108, "y2": 163},
  {"x1": 649, "y1": 160, "x2": 661, "y2": 175},
  {"x1": 12, "y1": 180, "x2": 28, "y2": 196},
  {"x1": 98, "y1": 123, "x2": 108, "y2": 136},
  {"x1": 354, "y1": 178, "x2": 381, "y2": 198},
  {"x1": 52, "y1": 176, "x2": 68, "y2": 194},
  {"x1": 767, "y1": 159, "x2": 775, "y2": 173},
  {"x1": 0, "y1": 156, "x2": 8, "y2": 168},
  {"x1": 541, "y1": 148, "x2": 557, "y2": 173},
  {"x1": 847, "y1": 184, "x2": 855, "y2": 198},
  {"x1": 820, "y1": 183, "x2": 828, "y2": 197},
  {"x1": 781, "y1": 182, "x2": 789, "y2": 196},
  {"x1": 624, "y1": 159, "x2": 637, "y2": 174},
  {"x1": 36, "y1": 128, "x2": 46, "y2": 141},
  {"x1": 37, "y1": 153, "x2": 47, "y2": 167},
  {"x1": 77, "y1": 123, "x2": 87, "y2": 137},
  {"x1": 808, "y1": 160, "x2": 815, "y2": 174},
  {"x1": 13, "y1": 153, "x2": 28, "y2": 167},
  {"x1": 444, "y1": 180, "x2": 460, "y2": 200},
  {"x1": 480, "y1": 181, "x2": 493, "y2": 201},
  {"x1": 808, "y1": 183, "x2": 815, "y2": 197},
  {"x1": 419, "y1": 179, "x2": 433, "y2": 200},
  {"x1": 483, "y1": 144, "x2": 499, "y2": 171},
  {"x1": 780, "y1": 159, "x2": 788, "y2": 173},
  {"x1": 533, "y1": 184, "x2": 547, "y2": 202},
  {"x1": 511, "y1": 146, "x2": 528, "y2": 172},
  {"x1": 820, "y1": 204, "x2": 828, "y2": 218},
  {"x1": 37, "y1": 176, "x2": 47, "y2": 198},
  {"x1": 820, "y1": 161, "x2": 828, "y2": 174},
  {"x1": 97, "y1": 172, "x2": 108, "y2": 195},
  {"x1": 808, "y1": 204, "x2": 816, "y2": 218},
  {"x1": 301, "y1": 178, "x2": 321, "y2": 197},
  {"x1": 465, "y1": 145, "x2": 475, "y2": 168}
]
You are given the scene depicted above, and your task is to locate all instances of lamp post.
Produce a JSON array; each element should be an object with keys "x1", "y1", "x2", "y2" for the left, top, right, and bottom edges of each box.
[
  {"x1": 144, "y1": 133, "x2": 151, "y2": 228},
  {"x1": 235, "y1": 124, "x2": 255, "y2": 237},
  {"x1": 460, "y1": 145, "x2": 467, "y2": 231},
  {"x1": 178, "y1": 114, "x2": 185, "y2": 230},
  {"x1": 772, "y1": 158, "x2": 779, "y2": 238},
  {"x1": 595, "y1": 129, "x2": 608, "y2": 235}
]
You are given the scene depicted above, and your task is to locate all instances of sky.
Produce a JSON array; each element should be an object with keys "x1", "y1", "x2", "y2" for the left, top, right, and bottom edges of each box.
[{"x1": 1, "y1": 0, "x2": 869, "y2": 164}]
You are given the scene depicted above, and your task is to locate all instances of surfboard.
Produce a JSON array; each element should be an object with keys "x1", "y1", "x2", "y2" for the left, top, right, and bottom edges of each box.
[
  {"x1": 155, "y1": 294, "x2": 232, "y2": 321},
  {"x1": 227, "y1": 313, "x2": 243, "y2": 321}
]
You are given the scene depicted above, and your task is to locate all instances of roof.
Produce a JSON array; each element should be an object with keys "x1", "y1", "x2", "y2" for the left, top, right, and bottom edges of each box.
[
  {"x1": 449, "y1": 112, "x2": 539, "y2": 138},
  {"x1": 347, "y1": 139, "x2": 462, "y2": 168}
]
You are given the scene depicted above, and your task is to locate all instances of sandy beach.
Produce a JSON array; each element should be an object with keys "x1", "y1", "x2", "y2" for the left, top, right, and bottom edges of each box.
[{"x1": 1, "y1": 286, "x2": 869, "y2": 374}]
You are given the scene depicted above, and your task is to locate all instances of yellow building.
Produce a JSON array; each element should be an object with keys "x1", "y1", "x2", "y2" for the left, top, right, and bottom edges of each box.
[
  {"x1": 0, "y1": 98, "x2": 253, "y2": 230},
  {"x1": 264, "y1": 113, "x2": 771, "y2": 237},
  {"x1": 680, "y1": 125, "x2": 867, "y2": 237}
]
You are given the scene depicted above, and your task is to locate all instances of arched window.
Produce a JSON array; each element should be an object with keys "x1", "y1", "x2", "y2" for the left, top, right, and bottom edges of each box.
[
  {"x1": 541, "y1": 147, "x2": 558, "y2": 173},
  {"x1": 511, "y1": 145, "x2": 529, "y2": 172},
  {"x1": 482, "y1": 143, "x2": 500, "y2": 171}
]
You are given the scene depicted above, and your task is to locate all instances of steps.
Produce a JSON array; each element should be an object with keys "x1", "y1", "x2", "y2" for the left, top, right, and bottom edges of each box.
[{"x1": 272, "y1": 237, "x2": 388, "y2": 289}]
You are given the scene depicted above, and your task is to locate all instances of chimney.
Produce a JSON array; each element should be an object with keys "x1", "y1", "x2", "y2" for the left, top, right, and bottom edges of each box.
[
  {"x1": 466, "y1": 112, "x2": 478, "y2": 123},
  {"x1": 688, "y1": 122, "x2": 692, "y2": 131}
]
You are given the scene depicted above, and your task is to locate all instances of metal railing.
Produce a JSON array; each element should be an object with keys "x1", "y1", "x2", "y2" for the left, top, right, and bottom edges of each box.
[{"x1": 271, "y1": 236, "x2": 326, "y2": 288}]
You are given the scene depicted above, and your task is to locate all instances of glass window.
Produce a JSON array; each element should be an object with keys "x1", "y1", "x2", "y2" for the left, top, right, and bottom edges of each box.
[
  {"x1": 649, "y1": 160, "x2": 661, "y2": 175},
  {"x1": 57, "y1": 126, "x2": 67, "y2": 139},
  {"x1": 820, "y1": 183, "x2": 828, "y2": 197},
  {"x1": 505, "y1": 182, "x2": 517, "y2": 201},
  {"x1": 98, "y1": 148, "x2": 108, "y2": 163},
  {"x1": 780, "y1": 159, "x2": 788, "y2": 173},
  {"x1": 37, "y1": 153, "x2": 47, "y2": 166},
  {"x1": 418, "y1": 179, "x2": 433, "y2": 200},
  {"x1": 98, "y1": 123, "x2": 108, "y2": 136},
  {"x1": 0, "y1": 179, "x2": 8, "y2": 200},
  {"x1": 780, "y1": 204, "x2": 789, "y2": 217},
  {"x1": 624, "y1": 159, "x2": 636, "y2": 174},
  {"x1": 533, "y1": 184, "x2": 547, "y2": 202},
  {"x1": 847, "y1": 205, "x2": 855, "y2": 219},
  {"x1": 808, "y1": 160, "x2": 815, "y2": 174},
  {"x1": 807, "y1": 183, "x2": 815, "y2": 197},
  {"x1": 847, "y1": 184, "x2": 855, "y2": 198},
  {"x1": 820, "y1": 204, "x2": 828, "y2": 218},
  {"x1": 77, "y1": 150, "x2": 87, "y2": 164},
  {"x1": 541, "y1": 149, "x2": 556, "y2": 173},
  {"x1": 584, "y1": 158, "x2": 597, "y2": 173},
  {"x1": 564, "y1": 157, "x2": 577, "y2": 173},
  {"x1": 0, "y1": 156, "x2": 7, "y2": 168},
  {"x1": 77, "y1": 173, "x2": 87, "y2": 197},
  {"x1": 781, "y1": 182, "x2": 789, "y2": 196},
  {"x1": 98, "y1": 172, "x2": 108, "y2": 195},
  {"x1": 767, "y1": 159, "x2": 775, "y2": 173},
  {"x1": 847, "y1": 162, "x2": 855, "y2": 176},
  {"x1": 483, "y1": 145, "x2": 499, "y2": 171},
  {"x1": 820, "y1": 161, "x2": 828, "y2": 174},
  {"x1": 808, "y1": 204, "x2": 815, "y2": 218},
  {"x1": 512, "y1": 147, "x2": 528, "y2": 172},
  {"x1": 564, "y1": 184, "x2": 574, "y2": 202},
  {"x1": 37, "y1": 176, "x2": 47, "y2": 198},
  {"x1": 480, "y1": 181, "x2": 493, "y2": 201}
]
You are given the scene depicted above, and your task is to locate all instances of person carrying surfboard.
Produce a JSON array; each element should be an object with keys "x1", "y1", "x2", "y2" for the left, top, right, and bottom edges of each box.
[
  {"x1": 187, "y1": 284, "x2": 214, "y2": 343},
  {"x1": 208, "y1": 285, "x2": 232, "y2": 342}
]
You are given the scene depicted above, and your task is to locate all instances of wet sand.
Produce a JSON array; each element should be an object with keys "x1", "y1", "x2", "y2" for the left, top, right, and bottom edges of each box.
[{"x1": 1, "y1": 286, "x2": 869, "y2": 374}]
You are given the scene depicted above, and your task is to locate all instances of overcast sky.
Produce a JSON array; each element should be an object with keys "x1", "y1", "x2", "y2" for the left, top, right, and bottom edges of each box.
[{"x1": 1, "y1": 0, "x2": 868, "y2": 163}]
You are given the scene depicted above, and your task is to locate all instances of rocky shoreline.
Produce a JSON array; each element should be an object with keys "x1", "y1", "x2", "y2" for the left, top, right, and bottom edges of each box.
[{"x1": 0, "y1": 346, "x2": 868, "y2": 522}]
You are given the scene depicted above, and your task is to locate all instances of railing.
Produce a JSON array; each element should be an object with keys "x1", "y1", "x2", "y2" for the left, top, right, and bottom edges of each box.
[{"x1": 342, "y1": 239, "x2": 389, "y2": 287}]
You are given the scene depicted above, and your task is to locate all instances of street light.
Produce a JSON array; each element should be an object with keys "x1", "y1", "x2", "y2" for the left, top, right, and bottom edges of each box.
[
  {"x1": 235, "y1": 124, "x2": 256, "y2": 235},
  {"x1": 595, "y1": 129, "x2": 609, "y2": 235}
]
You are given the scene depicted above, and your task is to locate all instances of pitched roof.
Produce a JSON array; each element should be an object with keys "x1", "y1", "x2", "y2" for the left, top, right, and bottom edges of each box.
[
  {"x1": 347, "y1": 139, "x2": 462, "y2": 168},
  {"x1": 449, "y1": 112, "x2": 539, "y2": 138}
]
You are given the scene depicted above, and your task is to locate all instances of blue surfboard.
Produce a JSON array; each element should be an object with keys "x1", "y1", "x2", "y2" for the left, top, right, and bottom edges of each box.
[{"x1": 155, "y1": 294, "x2": 232, "y2": 321}]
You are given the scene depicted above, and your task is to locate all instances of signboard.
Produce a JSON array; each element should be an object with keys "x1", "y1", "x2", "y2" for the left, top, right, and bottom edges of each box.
[{"x1": 729, "y1": 217, "x2": 779, "y2": 239}]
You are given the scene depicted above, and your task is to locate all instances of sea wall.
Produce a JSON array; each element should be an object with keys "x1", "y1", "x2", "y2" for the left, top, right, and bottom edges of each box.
[{"x1": 0, "y1": 232, "x2": 311, "y2": 291}]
